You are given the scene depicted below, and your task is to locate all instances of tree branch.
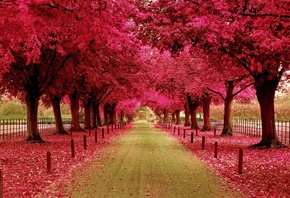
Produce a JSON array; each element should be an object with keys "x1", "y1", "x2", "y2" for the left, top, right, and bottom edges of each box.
[{"x1": 207, "y1": 87, "x2": 225, "y2": 101}]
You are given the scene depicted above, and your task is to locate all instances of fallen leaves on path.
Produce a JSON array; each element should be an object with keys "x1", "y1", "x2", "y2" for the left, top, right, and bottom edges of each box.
[
  {"x1": 158, "y1": 124, "x2": 290, "y2": 198},
  {"x1": 0, "y1": 126, "x2": 130, "y2": 197}
]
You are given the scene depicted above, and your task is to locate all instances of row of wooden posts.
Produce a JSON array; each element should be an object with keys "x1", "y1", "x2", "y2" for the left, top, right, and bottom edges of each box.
[
  {"x1": 160, "y1": 123, "x2": 244, "y2": 174},
  {"x1": 0, "y1": 121, "x2": 128, "y2": 198}
]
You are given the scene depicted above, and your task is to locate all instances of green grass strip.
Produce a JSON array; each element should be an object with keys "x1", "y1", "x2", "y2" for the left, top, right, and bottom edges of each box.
[{"x1": 64, "y1": 121, "x2": 243, "y2": 198}]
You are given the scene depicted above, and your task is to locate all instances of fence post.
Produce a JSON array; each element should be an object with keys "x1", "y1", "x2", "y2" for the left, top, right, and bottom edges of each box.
[
  {"x1": 214, "y1": 142, "x2": 218, "y2": 158},
  {"x1": 238, "y1": 148, "x2": 243, "y2": 174},
  {"x1": 191, "y1": 132, "x2": 194, "y2": 143},
  {"x1": 95, "y1": 130, "x2": 98, "y2": 143},
  {"x1": 202, "y1": 136, "x2": 205, "y2": 150},
  {"x1": 83, "y1": 135, "x2": 87, "y2": 150},
  {"x1": 47, "y1": 151, "x2": 51, "y2": 174},
  {"x1": 71, "y1": 139, "x2": 75, "y2": 158}
]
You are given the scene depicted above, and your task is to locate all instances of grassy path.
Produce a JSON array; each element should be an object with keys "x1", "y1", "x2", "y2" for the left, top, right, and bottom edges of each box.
[{"x1": 64, "y1": 121, "x2": 242, "y2": 198}]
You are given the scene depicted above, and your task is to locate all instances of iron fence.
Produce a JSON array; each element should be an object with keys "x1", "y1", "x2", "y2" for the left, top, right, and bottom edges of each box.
[{"x1": 0, "y1": 118, "x2": 72, "y2": 141}]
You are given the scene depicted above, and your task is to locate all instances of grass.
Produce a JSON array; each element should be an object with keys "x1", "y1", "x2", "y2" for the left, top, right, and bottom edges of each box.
[{"x1": 64, "y1": 121, "x2": 242, "y2": 198}]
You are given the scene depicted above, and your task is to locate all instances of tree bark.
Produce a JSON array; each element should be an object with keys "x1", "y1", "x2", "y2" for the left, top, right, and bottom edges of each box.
[
  {"x1": 171, "y1": 112, "x2": 176, "y2": 124},
  {"x1": 109, "y1": 103, "x2": 117, "y2": 124},
  {"x1": 51, "y1": 96, "x2": 68, "y2": 135},
  {"x1": 188, "y1": 96, "x2": 200, "y2": 129},
  {"x1": 175, "y1": 110, "x2": 181, "y2": 125},
  {"x1": 201, "y1": 95, "x2": 211, "y2": 131},
  {"x1": 184, "y1": 103, "x2": 190, "y2": 126},
  {"x1": 120, "y1": 110, "x2": 125, "y2": 122},
  {"x1": 222, "y1": 81, "x2": 234, "y2": 136},
  {"x1": 163, "y1": 109, "x2": 169, "y2": 123},
  {"x1": 25, "y1": 93, "x2": 43, "y2": 142},
  {"x1": 252, "y1": 76, "x2": 286, "y2": 148},
  {"x1": 91, "y1": 101, "x2": 98, "y2": 128},
  {"x1": 69, "y1": 90, "x2": 83, "y2": 131},
  {"x1": 96, "y1": 102, "x2": 102, "y2": 126},
  {"x1": 104, "y1": 103, "x2": 110, "y2": 125},
  {"x1": 84, "y1": 99, "x2": 91, "y2": 129}
]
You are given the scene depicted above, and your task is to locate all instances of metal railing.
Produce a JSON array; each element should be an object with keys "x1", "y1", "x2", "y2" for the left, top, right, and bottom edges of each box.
[
  {"x1": 232, "y1": 118, "x2": 290, "y2": 145},
  {"x1": 0, "y1": 118, "x2": 72, "y2": 141}
]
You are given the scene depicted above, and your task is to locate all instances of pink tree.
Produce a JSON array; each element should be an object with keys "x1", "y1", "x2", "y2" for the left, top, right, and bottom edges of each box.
[{"x1": 133, "y1": 0, "x2": 290, "y2": 148}]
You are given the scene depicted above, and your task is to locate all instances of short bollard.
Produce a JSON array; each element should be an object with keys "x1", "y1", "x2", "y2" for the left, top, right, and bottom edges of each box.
[
  {"x1": 102, "y1": 128, "x2": 105, "y2": 138},
  {"x1": 83, "y1": 135, "x2": 87, "y2": 150},
  {"x1": 115, "y1": 124, "x2": 117, "y2": 130},
  {"x1": 71, "y1": 139, "x2": 75, "y2": 158},
  {"x1": 183, "y1": 129, "x2": 186, "y2": 138},
  {"x1": 191, "y1": 132, "x2": 194, "y2": 143},
  {"x1": 95, "y1": 130, "x2": 98, "y2": 143},
  {"x1": 238, "y1": 148, "x2": 243, "y2": 174},
  {"x1": 214, "y1": 142, "x2": 218, "y2": 158},
  {"x1": 178, "y1": 127, "x2": 180, "y2": 135},
  {"x1": 202, "y1": 136, "x2": 205, "y2": 150},
  {"x1": 47, "y1": 151, "x2": 51, "y2": 174}
]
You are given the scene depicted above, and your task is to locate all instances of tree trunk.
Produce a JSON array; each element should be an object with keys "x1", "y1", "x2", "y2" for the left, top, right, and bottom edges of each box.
[
  {"x1": 26, "y1": 93, "x2": 43, "y2": 142},
  {"x1": 104, "y1": 104, "x2": 109, "y2": 125},
  {"x1": 109, "y1": 103, "x2": 117, "y2": 124},
  {"x1": 96, "y1": 102, "x2": 102, "y2": 126},
  {"x1": 91, "y1": 101, "x2": 98, "y2": 128},
  {"x1": 252, "y1": 76, "x2": 285, "y2": 148},
  {"x1": 175, "y1": 110, "x2": 181, "y2": 125},
  {"x1": 201, "y1": 95, "x2": 211, "y2": 131},
  {"x1": 84, "y1": 99, "x2": 91, "y2": 129},
  {"x1": 171, "y1": 112, "x2": 176, "y2": 123},
  {"x1": 163, "y1": 109, "x2": 169, "y2": 123},
  {"x1": 51, "y1": 96, "x2": 67, "y2": 135},
  {"x1": 69, "y1": 90, "x2": 83, "y2": 131},
  {"x1": 189, "y1": 104, "x2": 199, "y2": 129},
  {"x1": 184, "y1": 104, "x2": 190, "y2": 126},
  {"x1": 120, "y1": 110, "x2": 125, "y2": 122},
  {"x1": 222, "y1": 81, "x2": 234, "y2": 136}
]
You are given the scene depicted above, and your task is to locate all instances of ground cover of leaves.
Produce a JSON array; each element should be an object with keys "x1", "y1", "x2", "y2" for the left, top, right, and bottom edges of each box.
[
  {"x1": 160, "y1": 124, "x2": 290, "y2": 198},
  {"x1": 63, "y1": 121, "x2": 240, "y2": 198},
  {"x1": 0, "y1": 125, "x2": 130, "y2": 197}
]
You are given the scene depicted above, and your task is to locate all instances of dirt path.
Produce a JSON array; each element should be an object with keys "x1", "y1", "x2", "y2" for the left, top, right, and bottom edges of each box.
[{"x1": 64, "y1": 121, "x2": 242, "y2": 198}]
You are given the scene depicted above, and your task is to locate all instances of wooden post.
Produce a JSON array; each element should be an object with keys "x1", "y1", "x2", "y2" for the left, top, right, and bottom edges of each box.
[
  {"x1": 83, "y1": 135, "x2": 87, "y2": 150},
  {"x1": 183, "y1": 129, "x2": 186, "y2": 138},
  {"x1": 202, "y1": 136, "x2": 205, "y2": 150},
  {"x1": 214, "y1": 142, "x2": 218, "y2": 158},
  {"x1": 71, "y1": 139, "x2": 75, "y2": 158},
  {"x1": 191, "y1": 132, "x2": 194, "y2": 143},
  {"x1": 95, "y1": 130, "x2": 98, "y2": 143},
  {"x1": 178, "y1": 127, "x2": 180, "y2": 135},
  {"x1": 47, "y1": 151, "x2": 51, "y2": 174},
  {"x1": 102, "y1": 128, "x2": 105, "y2": 138},
  {"x1": 238, "y1": 148, "x2": 243, "y2": 174}
]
